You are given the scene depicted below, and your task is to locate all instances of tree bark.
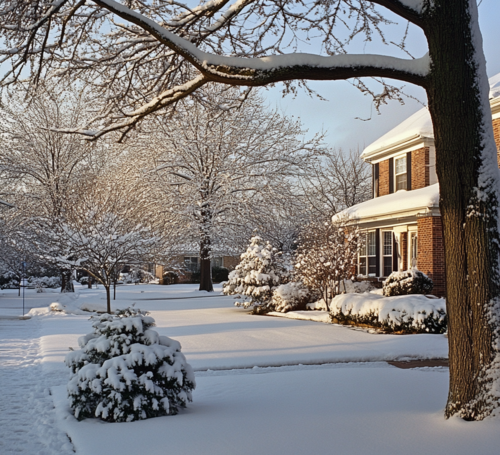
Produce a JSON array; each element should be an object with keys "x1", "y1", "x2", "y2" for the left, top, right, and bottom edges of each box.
[
  {"x1": 105, "y1": 284, "x2": 111, "y2": 314},
  {"x1": 425, "y1": 0, "x2": 500, "y2": 420},
  {"x1": 61, "y1": 270, "x2": 75, "y2": 293},
  {"x1": 199, "y1": 238, "x2": 213, "y2": 292}
]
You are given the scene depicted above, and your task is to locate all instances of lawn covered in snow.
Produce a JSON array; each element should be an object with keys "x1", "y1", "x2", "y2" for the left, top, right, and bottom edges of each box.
[{"x1": 1, "y1": 283, "x2": 500, "y2": 455}]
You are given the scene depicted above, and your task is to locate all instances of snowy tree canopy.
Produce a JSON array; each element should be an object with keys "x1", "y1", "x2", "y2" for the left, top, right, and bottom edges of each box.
[{"x1": 0, "y1": 0, "x2": 430, "y2": 139}]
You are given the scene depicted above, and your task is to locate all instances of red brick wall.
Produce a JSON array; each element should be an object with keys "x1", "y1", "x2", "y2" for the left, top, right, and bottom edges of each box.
[
  {"x1": 400, "y1": 232, "x2": 408, "y2": 271},
  {"x1": 493, "y1": 118, "x2": 500, "y2": 165},
  {"x1": 379, "y1": 159, "x2": 390, "y2": 196},
  {"x1": 411, "y1": 147, "x2": 430, "y2": 190},
  {"x1": 417, "y1": 216, "x2": 446, "y2": 297},
  {"x1": 223, "y1": 256, "x2": 240, "y2": 271}
]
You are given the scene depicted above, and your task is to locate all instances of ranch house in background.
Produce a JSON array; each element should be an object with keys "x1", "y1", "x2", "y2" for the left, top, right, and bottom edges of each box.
[{"x1": 342, "y1": 73, "x2": 500, "y2": 297}]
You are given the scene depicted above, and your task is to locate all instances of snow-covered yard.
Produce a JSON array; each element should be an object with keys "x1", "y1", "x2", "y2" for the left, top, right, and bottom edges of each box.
[{"x1": 1, "y1": 284, "x2": 499, "y2": 454}]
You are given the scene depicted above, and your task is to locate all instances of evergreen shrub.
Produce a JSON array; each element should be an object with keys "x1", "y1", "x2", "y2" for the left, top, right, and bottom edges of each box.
[{"x1": 65, "y1": 308, "x2": 195, "y2": 422}]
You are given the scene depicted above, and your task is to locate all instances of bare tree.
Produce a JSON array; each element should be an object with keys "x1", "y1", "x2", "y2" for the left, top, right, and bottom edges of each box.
[
  {"x1": 44, "y1": 171, "x2": 172, "y2": 313},
  {"x1": 295, "y1": 218, "x2": 360, "y2": 311},
  {"x1": 1, "y1": 0, "x2": 499, "y2": 420},
  {"x1": 300, "y1": 149, "x2": 372, "y2": 217},
  {"x1": 0, "y1": 85, "x2": 109, "y2": 291},
  {"x1": 134, "y1": 88, "x2": 321, "y2": 291}
]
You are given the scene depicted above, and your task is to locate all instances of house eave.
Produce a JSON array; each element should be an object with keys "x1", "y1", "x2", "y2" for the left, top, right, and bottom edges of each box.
[
  {"x1": 350, "y1": 205, "x2": 441, "y2": 228},
  {"x1": 361, "y1": 135, "x2": 434, "y2": 164}
]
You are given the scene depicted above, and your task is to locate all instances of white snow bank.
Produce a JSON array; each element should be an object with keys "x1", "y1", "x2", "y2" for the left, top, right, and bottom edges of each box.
[
  {"x1": 330, "y1": 293, "x2": 446, "y2": 333},
  {"x1": 268, "y1": 310, "x2": 331, "y2": 323},
  {"x1": 28, "y1": 300, "x2": 127, "y2": 317},
  {"x1": 51, "y1": 365, "x2": 500, "y2": 455},
  {"x1": 337, "y1": 183, "x2": 439, "y2": 220}
]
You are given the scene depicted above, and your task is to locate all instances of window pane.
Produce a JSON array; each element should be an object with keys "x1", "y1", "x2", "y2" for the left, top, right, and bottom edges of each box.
[
  {"x1": 359, "y1": 257, "x2": 367, "y2": 276},
  {"x1": 383, "y1": 232, "x2": 392, "y2": 256},
  {"x1": 383, "y1": 257, "x2": 392, "y2": 277},
  {"x1": 367, "y1": 231, "x2": 376, "y2": 256},
  {"x1": 396, "y1": 174, "x2": 407, "y2": 190},
  {"x1": 368, "y1": 257, "x2": 377, "y2": 276},
  {"x1": 359, "y1": 234, "x2": 367, "y2": 256},
  {"x1": 395, "y1": 156, "x2": 407, "y2": 174}
]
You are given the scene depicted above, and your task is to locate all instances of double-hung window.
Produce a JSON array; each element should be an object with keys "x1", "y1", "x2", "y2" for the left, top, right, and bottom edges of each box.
[
  {"x1": 395, "y1": 156, "x2": 407, "y2": 191},
  {"x1": 382, "y1": 231, "x2": 393, "y2": 277},
  {"x1": 359, "y1": 231, "x2": 377, "y2": 276}
]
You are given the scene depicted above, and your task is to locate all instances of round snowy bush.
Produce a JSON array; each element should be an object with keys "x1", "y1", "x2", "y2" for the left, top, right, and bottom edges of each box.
[
  {"x1": 271, "y1": 281, "x2": 317, "y2": 313},
  {"x1": 65, "y1": 308, "x2": 195, "y2": 422},
  {"x1": 382, "y1": 269, "x2": 433, "y2": 297},
  {"x1": 223, "y1": 235, "x2": 288, "y2": 313}
]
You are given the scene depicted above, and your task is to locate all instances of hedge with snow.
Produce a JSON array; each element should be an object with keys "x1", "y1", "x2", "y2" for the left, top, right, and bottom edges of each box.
[
  {"x1": 65, "y1": 308, "x2": 195, "y2": 422},
  {"x1": 329, "y1": 293, "x2": 446, "y2": 333}
]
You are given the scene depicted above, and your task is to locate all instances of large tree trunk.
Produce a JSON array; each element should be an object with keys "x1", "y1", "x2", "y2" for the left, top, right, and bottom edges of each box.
[
  {"x1": 61, "y1": 270, "x2": 75, "y2": 293},
  {"x1": 105, "y1": 284, "x2": 111, "y2": 314},
  {"x1": 425, "y1": 0, "x2": 500, "y2": 420},
  {"x1": 199, "y1": 238, "x2": 213, "y2": 292}
]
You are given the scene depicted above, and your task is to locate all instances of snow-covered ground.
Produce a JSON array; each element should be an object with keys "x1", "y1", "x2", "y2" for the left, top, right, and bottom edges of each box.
[{"x1": 1, "y1": 283, "x2": 499, "y2": 454}]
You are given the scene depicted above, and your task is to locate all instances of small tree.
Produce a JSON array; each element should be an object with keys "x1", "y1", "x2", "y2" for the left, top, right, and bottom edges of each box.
[
  {"x1": 46, "y1": 172, "x2": 171, "y2": 313},
  {"x1": 295, "y1": 219, "x2": 360, "y2": 311},
  {"x1": 65, "y1": 308, "x2": 195, "y2": 422},
  {"x1": 223, "y1": 235, "x2": 288, "y2": 313}
]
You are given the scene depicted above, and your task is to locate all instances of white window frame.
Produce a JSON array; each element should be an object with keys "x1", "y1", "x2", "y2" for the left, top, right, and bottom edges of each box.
[
  {"x1": 382, "y1": 230, "x2": 393, "y2": 277},
  {"x1": 394, "y1": 155, "x2": 408, "y2": 191},
  {"x1": 359, "y1": 231, "x2": 377, "y2": 277}
]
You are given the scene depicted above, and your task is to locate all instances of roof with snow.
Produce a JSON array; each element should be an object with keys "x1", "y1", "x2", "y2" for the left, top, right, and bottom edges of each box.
[
  {"x1": 338, "y1": 183, "x2": 440, "y2": 222},
  {"x1": 361, "y1": 72, "x2": 500, "y2": 160}
]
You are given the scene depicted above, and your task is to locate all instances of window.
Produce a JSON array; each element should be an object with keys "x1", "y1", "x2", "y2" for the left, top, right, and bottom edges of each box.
[
  {"x1": 359, "y1": 231, "x2": 377, "y2": 276},
  {"x1": 184, "y1": 256, "x2": 199, "y2": 272},
  {"x1": 395, "y1": 156, "x2": 407, "y2": 191},
  {"x1": 212, "y1": 257, "x2": 223, "y2": 268},
  {"x1": 410, "y1": 232, "x2": 418, "y2": 268},
  {"x1": 382, "y1": 231, "x2": 393, "y2": 277}
]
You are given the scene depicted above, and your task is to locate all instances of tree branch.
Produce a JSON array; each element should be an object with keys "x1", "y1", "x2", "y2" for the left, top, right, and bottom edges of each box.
[{"x1": 92, "y1": 0, "x2": 430, "y2": 88}]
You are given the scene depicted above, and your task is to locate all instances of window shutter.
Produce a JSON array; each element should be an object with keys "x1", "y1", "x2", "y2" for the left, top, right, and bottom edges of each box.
[
  {"x1": 388, "y1": 158, "x2": 394, "y2": 193},
  {"x1": 406, "y1": 152, "x2": 412, "y2": 190},
  {"x1": 373, "y1": 163, "x2": 379, "y2": 197},
  {"x1": 393, "y1": 233, "x2": 398, "y2": 272},
  {"x1": 375, "y1": 228, "x2": 380, "y2": 277}
]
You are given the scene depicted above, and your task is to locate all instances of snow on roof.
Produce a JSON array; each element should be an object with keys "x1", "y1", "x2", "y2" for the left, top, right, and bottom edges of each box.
[
  {"x1": 337, "y1": 183, "x2": 439, "y2": 221},
  {"x1": 362, "y1": 72, "x2": 500, "y2": 159},
  {"x1": 490, "y1": 73, "x2": 500, "y2": 99},
  {"x1": 361, "y1": 106, "x2": 433, "y2": 158}
]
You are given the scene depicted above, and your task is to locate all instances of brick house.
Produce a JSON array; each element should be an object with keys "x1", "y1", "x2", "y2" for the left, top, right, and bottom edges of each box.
[{"x1": 341, "y1": 73, "x2": 500, "y2": 297}]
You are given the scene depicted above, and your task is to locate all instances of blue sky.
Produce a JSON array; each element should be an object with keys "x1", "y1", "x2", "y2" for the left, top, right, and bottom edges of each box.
[{"x1": 263, "y1": 0, "x2": 500, "y2": 152}]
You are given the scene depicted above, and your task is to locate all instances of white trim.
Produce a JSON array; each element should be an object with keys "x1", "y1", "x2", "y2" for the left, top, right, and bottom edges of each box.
[
  {"x1": 491, "y1": 97, "x2": 500, "y2": 119},
  {"x1": 364, "y1": 137, "x2": 433, "y2": 163}
]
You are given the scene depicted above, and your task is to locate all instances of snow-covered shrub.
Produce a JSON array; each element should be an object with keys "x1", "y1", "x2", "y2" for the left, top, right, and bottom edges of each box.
[
  {"x1": 223, "y1": 235, "x2": 288, "y2": 314},
  {"x1": 65, "y1": 308, "x2": 195, "y2": 422},
  {"x1": 383, "y1": 269, "x2": 433, "y2": 297},
  {"x1": 124, "y1": 269, "x2": 156, "y2": 284},
  {"x1": 343, "y1": 280, "x2": 376, "y2": 294},
  {"x1": 271, "y1": 282, "x2": 318, "y2": 313},
  {"x1": 29, "y1": 276, "x2": 61, "y2": 289},
  {"x1": 329, "y1": 293, "x2": 446, "y2": 334},
  {"x1": 295, "y1": 219, "x2": 360, "y2": 311}
]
